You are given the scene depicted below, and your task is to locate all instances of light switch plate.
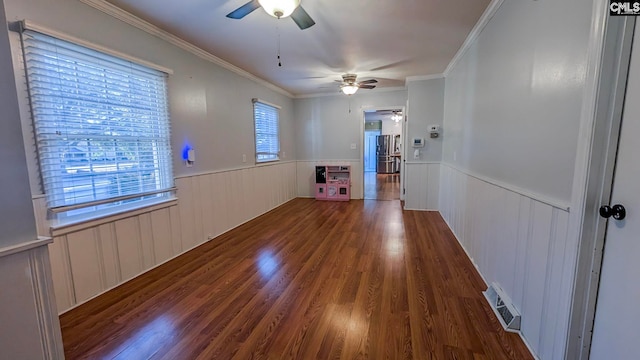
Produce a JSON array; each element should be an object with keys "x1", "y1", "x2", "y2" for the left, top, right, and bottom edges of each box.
[{"x1": 350, "y1": 143, "x2": 357, "y2": 150}]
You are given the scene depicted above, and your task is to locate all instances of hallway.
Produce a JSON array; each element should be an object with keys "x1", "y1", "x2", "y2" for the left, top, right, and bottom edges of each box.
[{"x1": 364, "y1": 172, "x2": 400, "y2": 200}]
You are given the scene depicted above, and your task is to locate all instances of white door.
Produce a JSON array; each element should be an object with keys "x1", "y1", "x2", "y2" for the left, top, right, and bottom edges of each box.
[
  {"x1": 364, "y1": 131, "x2": 379, "y2": 172},
  {"x1": 590, "y1": 24, "x2": 640, "y2": 359}
]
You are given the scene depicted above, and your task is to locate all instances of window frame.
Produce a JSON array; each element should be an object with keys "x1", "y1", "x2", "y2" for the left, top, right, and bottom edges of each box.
[
  {"x1": 17, "y1": 25, "x2": 175, "y2": 223},
  {"x1": 252, "y1": 98, "x2": 281, "y2": 164}
]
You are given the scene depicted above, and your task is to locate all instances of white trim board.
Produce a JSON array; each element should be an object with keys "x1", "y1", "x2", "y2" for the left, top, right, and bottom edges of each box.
[
  {"x1": 78, "y1": 0, "x2": 293, "y2": 98},
  {"x1": 174, "y1": 160, "x2": 298, "y2": 179},
  {"x1": 0, "y1": 237, "x2": 53, "y2": 259},
  {"x1": 405, "y1": 161, "x2": 441, "y2": 165},
  {"x1": 443, "y1": 0, "x2": 505, "y2": 77},
  {"x1": 403, "y1": 208, "x2": 439, "y2": 212},
  {"x1": 296, "y1": 159, "x2": 362, "y2": 163},
  {"x1": 441, "y1": 162, "x2": 571, "y2": 211},
  {"x1": 49, "y1": 199, "x2": 178, "y2": 237},
  {"x1": 405, "y1": 74, "x2": 445, "y2": 85}
]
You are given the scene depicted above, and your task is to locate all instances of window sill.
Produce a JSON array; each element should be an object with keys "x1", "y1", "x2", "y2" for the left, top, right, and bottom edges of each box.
[
  {"x1": 256, "y1": 159, "x2": 280, "y2": 165},
  {"x1": 50, "y1": 198, "x2": 178, "y2": 237}
]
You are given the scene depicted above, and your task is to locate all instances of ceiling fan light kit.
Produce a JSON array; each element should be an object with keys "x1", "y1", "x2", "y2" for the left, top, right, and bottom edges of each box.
[
  {"x1": 258, "y1": 0, "x2": 300, "y2": 18},
  {"x1": 341, "y1": 85, "x2": 359, "y2": 95},
  {"x1": 338, "y1": 73, "x2": 378, "y2": 96},
  {"x1": 227, "y1": 0, "x2": 315, "y2": 30}
]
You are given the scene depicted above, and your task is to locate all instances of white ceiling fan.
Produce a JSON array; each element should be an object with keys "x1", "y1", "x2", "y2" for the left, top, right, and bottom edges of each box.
[
  {"x1": 226, "y1": 0, "x2": 316, "y2": 30},
  {"x1": 337, "y1": 74, "x2": 378, "y2": 95}
]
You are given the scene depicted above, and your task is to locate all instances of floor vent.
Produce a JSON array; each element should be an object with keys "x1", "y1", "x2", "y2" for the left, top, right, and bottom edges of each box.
[{"x1": 483, "y1": 282, "x2": 521, "y2": 333}]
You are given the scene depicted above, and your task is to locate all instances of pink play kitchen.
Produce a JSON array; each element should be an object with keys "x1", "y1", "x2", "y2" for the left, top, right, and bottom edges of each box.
[{"x1": 314, "y1": 165, "x2": 351, "y2": 201}]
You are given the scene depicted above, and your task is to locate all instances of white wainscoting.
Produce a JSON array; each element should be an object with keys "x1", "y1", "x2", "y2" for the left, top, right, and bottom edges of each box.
[
  {"x1": 0, "y1": 238, "x2": 64, "y2": 359},
  {"x1": 404, "y1": 162, "x2": 440, "y2": 211},
  {"x1": 296, "y1": 160, "x2": 363, "y2": 198},
  {"x1": 36, "y1": 161, "x2": 297, "y2": 313},
  {"x1": 439, "y1": 163, "x2": 572, "y2": 360}
]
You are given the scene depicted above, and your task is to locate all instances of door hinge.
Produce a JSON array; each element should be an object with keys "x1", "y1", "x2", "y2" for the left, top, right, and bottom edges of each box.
[{"x1": 403, "y1": 188, "x2": 406, "y2": 195}]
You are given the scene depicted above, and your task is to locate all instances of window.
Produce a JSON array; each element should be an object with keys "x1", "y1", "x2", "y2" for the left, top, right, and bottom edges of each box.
[
  {"x1": 21, "y1": 30, "x2": 174, "y2": 220},
  {"x1": 253, "y1": 99, "x2": 280, "y2": 163}
]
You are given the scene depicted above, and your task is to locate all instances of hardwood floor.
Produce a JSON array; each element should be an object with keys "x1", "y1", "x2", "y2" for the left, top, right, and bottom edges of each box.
[
  {"x1": 60, "y1": 199, "x2": 533, "y2": 359},
  {"x1": 364, "y1": 172, "x2": 400, "y2": 200}
]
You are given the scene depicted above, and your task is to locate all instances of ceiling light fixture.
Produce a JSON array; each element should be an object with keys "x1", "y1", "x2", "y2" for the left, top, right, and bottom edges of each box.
[
  {"x1": 392, "y1": 112, "x2": 403, "y2": 122},
  {"x1": 341, "y1": 85, "x2": 359, "y2": 95},
  {"x1": 258, "y1": 0, "x2": 301, "y2": 18}
]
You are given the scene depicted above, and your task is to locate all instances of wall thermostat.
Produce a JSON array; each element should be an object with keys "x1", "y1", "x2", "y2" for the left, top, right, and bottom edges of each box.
[{"x1": 412, "y1": 137, "x2": 425, "y2": 148}]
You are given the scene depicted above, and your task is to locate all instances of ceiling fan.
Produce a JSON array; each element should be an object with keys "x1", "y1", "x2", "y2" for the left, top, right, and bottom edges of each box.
[
  {"x1": 226, "y1": 0, "x2": 316, "y2": 30},
  {"x1": 338, "y1": 74, "x2": 378, "y2": 95}
]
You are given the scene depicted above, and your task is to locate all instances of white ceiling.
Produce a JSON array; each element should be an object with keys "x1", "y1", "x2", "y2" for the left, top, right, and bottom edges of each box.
[
  {"x1": 103, "y1": 0, "x2": 491, "y2": 96},
  {"x1": 365, "y1": 109, "x2": 402, "y2": 122}
]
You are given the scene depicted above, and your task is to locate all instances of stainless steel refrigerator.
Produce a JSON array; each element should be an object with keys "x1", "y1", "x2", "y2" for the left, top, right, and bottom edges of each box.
[{"x1": 376, "y1": 135, "x2": 394, "y2": 174}]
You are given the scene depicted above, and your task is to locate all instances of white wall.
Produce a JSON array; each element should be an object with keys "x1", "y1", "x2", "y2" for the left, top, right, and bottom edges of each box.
[
  {"x1": 407, "y1": 78, "x2": 444, "y2": 163},
  {"x1": 440, "y1": 0, "x2": 593, "y2": 359},
  {"x1": 404, "y1": 78, "x2": 444, "y2": 210},
  {"x1": 4, "y1": 0, "x2": 300, "y2": 314},
  {"x1": 0, "y1": 0, "x2": 63, "y2": 356},
  {"x1": 294, "y1": 89, "x2": 407, "y2": 197},
  {"x1": 5, "y1": 0, "x2": 296, "y2": 193},
  {"x1": 381, "y1": 120, "x2": 401, "y2": 137},
  {"x1": 0, "y1": 0, "x2": 35, "y2": 247},
  {"x1": 442, "y1": 0, "x2": 591, "y2": 204},
  {"x1": 294, "y1": 90, "x2": 407, "y2": 160}
]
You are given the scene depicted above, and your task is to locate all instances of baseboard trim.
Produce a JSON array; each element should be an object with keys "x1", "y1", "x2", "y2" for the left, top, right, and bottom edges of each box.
[
  {"x1": 403, "y1": 207, "x2": 439, "y2": 212},
  {"x1": 438, "y1": 211, "x2": 539, "y2": 360}
]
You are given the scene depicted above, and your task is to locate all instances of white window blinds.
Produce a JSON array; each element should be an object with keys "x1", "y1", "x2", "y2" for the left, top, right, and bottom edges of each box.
[
  {"x1": 21, "y1": 30, "x2": 174, "y2": 213},
  {"x1": 253, "y1": 99, "x2": 280, "y2": 163}
]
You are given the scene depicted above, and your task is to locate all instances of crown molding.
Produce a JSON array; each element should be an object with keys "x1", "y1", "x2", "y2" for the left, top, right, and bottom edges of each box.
[
  {"x1": 443, "y1": 0, "x2": 505, "y2": 77},
  {"x1": 405, "y1": 74, "x2": 445, "y2": 85},
  {"x1": 294, "y1": 86, "x2": 407, "y2": 99},
  {"x1": 79, "y1": 0, "x2": 294, "y2": 98}
]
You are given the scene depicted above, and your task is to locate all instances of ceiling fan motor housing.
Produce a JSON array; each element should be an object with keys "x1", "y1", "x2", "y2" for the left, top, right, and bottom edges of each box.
[{"x1": 342, "y1": 74, "x2": 358, "y2": 84}]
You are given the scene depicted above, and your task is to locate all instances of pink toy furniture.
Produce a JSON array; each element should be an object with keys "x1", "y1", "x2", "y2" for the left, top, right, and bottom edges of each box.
[{"x1": 315, "y1": 165, "x2": 350, "y2": 201}]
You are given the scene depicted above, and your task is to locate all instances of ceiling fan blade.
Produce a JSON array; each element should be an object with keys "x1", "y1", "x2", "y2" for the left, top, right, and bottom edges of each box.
[
  {"x1": 226, "y1": 0, "x2": 260, "y2": 19},
  {"x1": 291, "y1": 6, "x2": 315, "y2": 30},
  {"x1": 359, "y1": 85, "x2": 376, "y2": 89},
  {"x1": 359, "y1": 79, "x2": 378, "y2": 85}
]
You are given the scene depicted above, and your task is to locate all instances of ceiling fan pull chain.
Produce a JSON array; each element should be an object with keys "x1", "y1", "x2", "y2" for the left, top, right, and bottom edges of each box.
[{"x1": 277, "y1": 24, "x2": 282, "y2": 67}]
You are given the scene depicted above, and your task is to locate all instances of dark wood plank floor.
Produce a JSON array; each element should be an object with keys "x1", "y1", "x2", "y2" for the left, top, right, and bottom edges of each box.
[
  {"x1": 60, "y1": 198, "x2": 533, "y2": 359},
  {"x1": 364, "y1": 172, "x2": 400, "y2": 200}
]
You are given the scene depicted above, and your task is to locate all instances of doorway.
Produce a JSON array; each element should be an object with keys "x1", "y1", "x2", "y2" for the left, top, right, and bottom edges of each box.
[
  {"x1": 567, "y1": 15, "x2": 638, "y2": 360},
  {"x1": 364, "y1": 129, "x2": 380, "y2": 172},
  {"x1": 585, "y1": 17, "x2": 638, "y2": 359},
  {"x1": 362, "y1": 108, "x2": 403, "y2": 200}
]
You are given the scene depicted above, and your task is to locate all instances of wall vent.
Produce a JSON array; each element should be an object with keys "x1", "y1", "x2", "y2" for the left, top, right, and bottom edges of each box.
[{"x1": 483, "y1": 282, "x2": 521, "y2": 333}]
